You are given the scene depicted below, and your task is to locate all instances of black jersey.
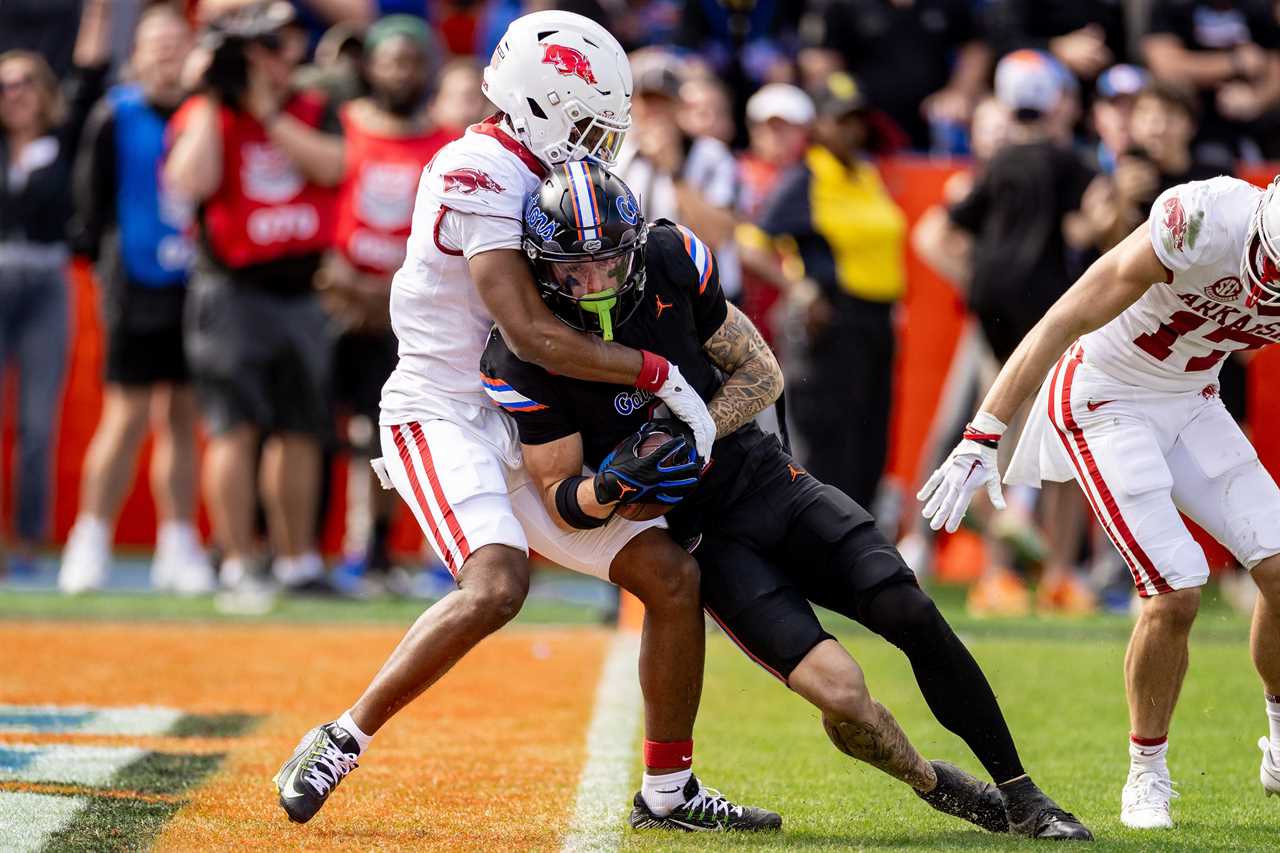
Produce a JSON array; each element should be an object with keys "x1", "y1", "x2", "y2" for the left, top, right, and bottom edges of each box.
[{"x1": 480, "y1": 220, "x2": 772, "y2": 536}]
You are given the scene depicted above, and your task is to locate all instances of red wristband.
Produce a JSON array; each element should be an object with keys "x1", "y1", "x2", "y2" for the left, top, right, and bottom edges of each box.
[
  {"x1": 644, "y1": 738, "x2": 693, "y2": 770},
  {"x1": 635, "y1": 350, "x2": 670, "y2": 392}
]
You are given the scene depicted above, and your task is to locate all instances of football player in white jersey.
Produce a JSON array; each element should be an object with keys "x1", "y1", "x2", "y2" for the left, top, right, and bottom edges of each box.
[
  {"x1": 919, "y1": 174, "x2": 1280, "y2": 829},
  {"x1": 270, "y1": 11, "x2": 776, "y2": 830}
]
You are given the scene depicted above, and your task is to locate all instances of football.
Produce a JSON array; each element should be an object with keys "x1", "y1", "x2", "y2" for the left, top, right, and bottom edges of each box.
[{"x1": 614, "y1": 429, "x2": 680, "y2": 521}]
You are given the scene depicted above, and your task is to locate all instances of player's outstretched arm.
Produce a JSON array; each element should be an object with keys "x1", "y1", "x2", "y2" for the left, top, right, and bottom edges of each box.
[
  {"x1": 473, "y1": 249, "x2": 716, "y2": 458},
  {"x1": 918, "y1": 223, "x2": 1164, "y2": 532},
  {"x1": 522, "y1": 434, "x2": 616, "y2": 533},
  {"x1": 701, "y1": 304, "x2": 783, "y2": 438}
]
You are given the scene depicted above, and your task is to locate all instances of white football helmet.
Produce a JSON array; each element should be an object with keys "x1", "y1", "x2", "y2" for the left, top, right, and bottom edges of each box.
[
  {"x1": 1244, "y1": 176, "x2": 1280, "y2": 307},
  {"x1": 482, "y1": 10, "x2": 632, "y2": 168}
]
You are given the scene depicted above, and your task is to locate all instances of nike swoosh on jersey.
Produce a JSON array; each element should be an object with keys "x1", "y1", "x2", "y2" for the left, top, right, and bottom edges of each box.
[{"x1": 1086, "y1": 399, "x2": 1115, "y2": 411}]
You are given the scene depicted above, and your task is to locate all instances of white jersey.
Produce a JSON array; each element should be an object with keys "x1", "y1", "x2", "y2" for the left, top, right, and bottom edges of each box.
[
  {"x1": 1080, "y1": 176, "x2": 1280, "y2": 392},
  {"x1": 379, "y1": 119, "x2": 547, "y2": 424}
]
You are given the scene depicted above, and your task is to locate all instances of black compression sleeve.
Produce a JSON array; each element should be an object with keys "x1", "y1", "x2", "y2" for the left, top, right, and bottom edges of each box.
[{"x1": 555, "y1": 476, "x2": 608, "y2": 530}]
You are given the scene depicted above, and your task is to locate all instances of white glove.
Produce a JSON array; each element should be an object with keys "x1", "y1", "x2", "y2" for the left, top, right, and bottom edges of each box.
[
  {"x1": 654, "y1": 364, "x2": 716, "y2": 462},
  {"x1": 917, "y1": 412, "x2": 1008, "y2": 533}
]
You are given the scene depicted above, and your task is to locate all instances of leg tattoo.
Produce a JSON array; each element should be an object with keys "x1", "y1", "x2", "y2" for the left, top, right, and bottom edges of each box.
[{"x1": 822, "y1": 702, "x2": 937, "y2": 791}]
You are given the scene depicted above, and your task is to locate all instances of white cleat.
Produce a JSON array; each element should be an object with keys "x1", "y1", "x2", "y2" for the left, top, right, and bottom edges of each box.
[
  {"x1": 57, "y1": 518, "x2": 111, "y2": 594},
  {"x1": 152, "y1": 523, "x2": 214, "y2": 595},
  {"x1": 1120, "y1": 769, "x2": 1177, "y2": 829},
  {"x1": 1258, "y1": 737, "x2": 1280, "y2": 796}
]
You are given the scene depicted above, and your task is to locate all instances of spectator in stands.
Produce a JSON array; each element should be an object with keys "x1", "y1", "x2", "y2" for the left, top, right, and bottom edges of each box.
[
  {"x1": 750, "y1": 72, "x2": 907, "y2": 510},
  {"x1": 614, "y1": 52, "x2": 741, "y2": 300},
  {"x1": 0, "y1": 0, "x2": 95, "y2": 78},
  {"x1": 675, "y1": 0, "x2": 802, "y2": 129},
  {"x1": 0, "y1": 0, "x2": 111, "y2": 578},
  {"x1": 1080, "y1": 80, "x2": 1225, "y2": 253},
  {"x1": 1142, "y1": 0, "x2": 1280, "y2": 162},
  {"x1": 428, "y1": 58, "x2": 486, "y2": 136},
  {"x1": 798, "y1": 0, "x2": 989, "y2": 153},
  {"x1": 320, "y1": 14, "x2": 453, "y2": 592},
  {"x1": 165, "y1": 0, "x2": 344, "y2": 593},
  {"x1": 58, "y1": 4, "x2": 215, "y2": 596},
  {"x1": 680, "y1": 75, "x2": 735, "y2": 147},
  {"x1": 736, "y1": 83, "x2": 814, "y2": 346},
  {"x1": 914, "y1": 50, "x2": 1097, "y2": 615},
  {"x1": 1089, "y1": 63, "x2": 1149, "y2": 174},
  {"x1": 985, "y1": 0, "x2": 1126, "y2": 80}
]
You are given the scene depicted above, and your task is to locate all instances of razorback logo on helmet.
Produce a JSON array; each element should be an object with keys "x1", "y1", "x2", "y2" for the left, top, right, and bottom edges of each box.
[
  {"x1": 441, "y1": 168, "x2": 506, "y2": 195},
  {"x1": 542, "y1": 43, "x2": 597, "y2": 85},
  {"x1": 1205, "y1": 276, "x2": 1243, "y2": 303},
  {"x1": 1162, "y1": 195, "x2": 1188, "y2": 252}
]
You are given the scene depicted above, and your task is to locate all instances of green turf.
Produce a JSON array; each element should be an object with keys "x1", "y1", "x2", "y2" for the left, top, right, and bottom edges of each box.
[
  {"x1": 623, "y1": 601, "x2": 1271, "y2": 851},
  {"x1": 167, "y1": 712, "x2": 261, "y2": 739},
  {"x1": 43, "y1": 795, "x2": 180, "y2": 853}
]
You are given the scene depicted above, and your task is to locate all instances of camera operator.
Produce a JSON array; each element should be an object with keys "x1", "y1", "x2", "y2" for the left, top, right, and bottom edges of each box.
[{"x1": 165, "y1": 0, "x2": 344, "y2": 593}]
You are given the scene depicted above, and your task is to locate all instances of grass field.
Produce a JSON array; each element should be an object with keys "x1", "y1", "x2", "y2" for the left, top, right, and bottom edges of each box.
[{"x1": 0, "y1": 584, "x2": 1275, "y2": 851}]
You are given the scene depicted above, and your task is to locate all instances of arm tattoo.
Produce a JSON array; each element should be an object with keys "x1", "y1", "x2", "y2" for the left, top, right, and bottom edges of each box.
[
  {"x1": 702, "y1": 305, "x2": 784, "y2": 438},
  {"x1": 823, "y1": 702, "x2": 937, "y2": 792}
]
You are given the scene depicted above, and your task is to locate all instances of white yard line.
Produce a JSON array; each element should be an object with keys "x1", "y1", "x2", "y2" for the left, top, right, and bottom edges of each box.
[
  {"x1": 0, "y1": 792, "x2": 88, "y2": 853},
  {"x1": 559, "y1": 631, "x2": 642, "y2": 853},
  {"x1": 0, "y1": 704, "x2": 183, "y2": 736},
  {"x1": 0, "y1": 743, "x2": 148, "y2": 786}
]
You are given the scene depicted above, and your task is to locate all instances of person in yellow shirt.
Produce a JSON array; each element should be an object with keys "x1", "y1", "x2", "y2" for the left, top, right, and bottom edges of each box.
[{"x1": 750, "y1": 72, "x2": 907, "y2": 509}]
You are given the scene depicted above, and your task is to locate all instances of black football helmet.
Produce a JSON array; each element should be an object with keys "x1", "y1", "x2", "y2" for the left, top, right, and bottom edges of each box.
[{"x1": 522, "y1": 161, "x2": 647, "y2": 340}]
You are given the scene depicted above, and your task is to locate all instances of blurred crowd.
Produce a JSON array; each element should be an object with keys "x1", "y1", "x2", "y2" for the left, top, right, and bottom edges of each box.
[{"x1": 2, "y1": 0, "x2": 1279, "y2": 609}]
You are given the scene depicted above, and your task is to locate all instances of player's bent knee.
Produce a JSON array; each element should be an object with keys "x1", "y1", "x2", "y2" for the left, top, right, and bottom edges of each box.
[
  {"x1": 457, "y1": 545, "x2": 530, "y2": 628},
  {"x1": 791, "y1": 640, "x2": 874, "y2": 722},
  {"x1": 1141, "y1": 586, "x2": 1201, "y2": 632},
  {"x1": 644, "y1": 551, "x2": 700, "y2": 610},
  {"x1": 610, "y1": 531, "x2": 700, "y2": 610},
  {"x1": 860, "y1": 580, "x2": 945, "y2": 648}
]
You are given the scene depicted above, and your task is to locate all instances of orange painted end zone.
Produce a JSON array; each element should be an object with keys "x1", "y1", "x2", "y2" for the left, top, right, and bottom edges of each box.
[{"x1": 0, "y1": 622, "x2": 611, "y2": 852}]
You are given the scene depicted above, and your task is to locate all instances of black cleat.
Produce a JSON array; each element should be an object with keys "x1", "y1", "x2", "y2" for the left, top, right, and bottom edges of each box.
[
  {"x1": 1001, "y1": 776, "x2": 1093, "y2": 841},
  {"x1": 629, "y1": 774, "x2": 782, "y2": 832},
  {"x1": 916, "y1": 760, "x2": 1010, "y2": 833},
  {"x1": 273, "y1": 721, "x2": 360, "y2": 823}
]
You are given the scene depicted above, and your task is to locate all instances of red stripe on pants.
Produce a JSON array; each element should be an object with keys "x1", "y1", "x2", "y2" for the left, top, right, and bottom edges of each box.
[
  {"x1": 408, "y1": 421, "x2": 472, "y2": 564},
  {"x1": 392, "y1": 424, "x2": 457, "y2": 576},
  {"x1": 1058, "y1": 351, "x2": 1173, "y2": 595},
  {"x1": 1047, "y1": 353, "x2": 1145, "y2": 593}
]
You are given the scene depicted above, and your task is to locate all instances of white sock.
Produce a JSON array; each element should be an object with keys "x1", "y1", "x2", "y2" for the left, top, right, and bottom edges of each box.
[
  {"x1": 220, "y1": 557, "x2": 248, "y2": 587},
  {"x1": 1266, "y1": 694, "x2": 1280, "y2": 751},
  {"x1": 273, "y1": 552, "x2": 324, "y2": 585},
  {"x1": 1129, "y1": 736, "x2": 1169, "y2": 776},
  {"x1": 72, "y1": 515, "x2": 109, "y2": 543},
  {"x1": 337, "y1": 710, "x2": 372, "y2": 755},
  {"x1": 641, "y1": 768, "x2": 693, "y2": 816}
]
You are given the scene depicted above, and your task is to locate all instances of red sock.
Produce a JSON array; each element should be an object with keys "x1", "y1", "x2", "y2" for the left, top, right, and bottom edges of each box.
[{"x1": 643, "y1": 739, "x2": 693, "y2": 771}]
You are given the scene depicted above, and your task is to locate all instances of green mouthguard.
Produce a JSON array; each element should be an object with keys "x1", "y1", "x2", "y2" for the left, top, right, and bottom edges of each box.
[{"x1": 579, "y1": 288, "x2": 618, "y2": 340}]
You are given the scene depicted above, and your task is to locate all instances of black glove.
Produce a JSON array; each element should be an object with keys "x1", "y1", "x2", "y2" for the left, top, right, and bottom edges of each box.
[{"x1": 594, "y1": 419, "x2": 702, "y2": 507}]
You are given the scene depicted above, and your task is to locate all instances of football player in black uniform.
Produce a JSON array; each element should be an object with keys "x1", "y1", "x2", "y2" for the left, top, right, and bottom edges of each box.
[{"x1": 480, "y1": 165, "x2": 1094, "y2": 841}]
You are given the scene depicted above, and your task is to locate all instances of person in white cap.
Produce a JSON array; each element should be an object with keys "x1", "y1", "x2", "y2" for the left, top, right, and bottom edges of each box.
[{"x1": 739, "y1": 83, "x2": 815, "y2": 220}]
